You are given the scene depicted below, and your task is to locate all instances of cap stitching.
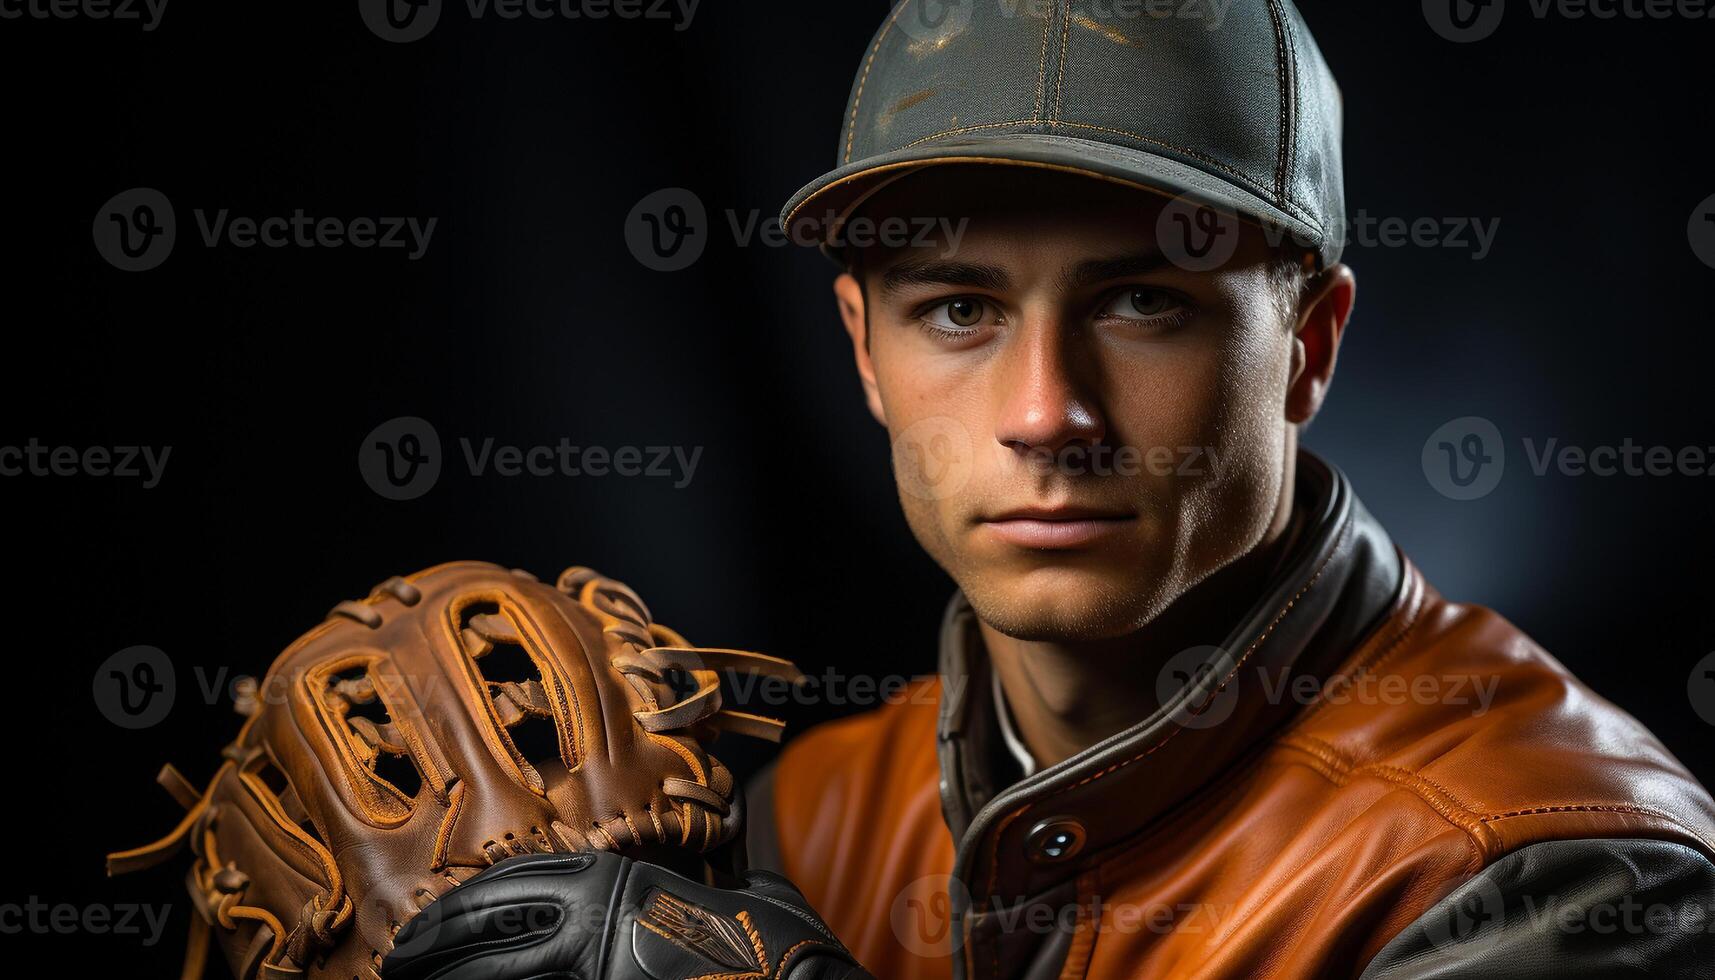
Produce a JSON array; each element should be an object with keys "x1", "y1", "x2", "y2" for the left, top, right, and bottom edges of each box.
[
  {"x1": 844, "y1": 0, "x2": 914, "y2": 166},
  {"x1": 1052, "y1": 0, "x2": 1073, "y2": 123},
  {"x1": 1265, "y1": 0, "x2": 1292, "y2": 202},
  {"x1": 1033, "y1": 0, "x2": 1054, "y2": 121},
  {"x1": 1282, "y1": 8, "x2": 1305, "y2": 214}
]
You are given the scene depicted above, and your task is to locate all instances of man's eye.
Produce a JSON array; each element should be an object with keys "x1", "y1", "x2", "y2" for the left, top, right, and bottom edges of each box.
[
  {"x1": 1098, "y1": 288, "x2": 1181, "y2": 321},
  {"x1": 922, "y1": 297, "x2": 992, "y2": 331}
]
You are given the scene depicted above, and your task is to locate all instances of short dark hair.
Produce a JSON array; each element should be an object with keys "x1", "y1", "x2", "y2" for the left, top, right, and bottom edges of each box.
[{"x1": 1268, "y1": 248, "x2": 1317, "y2": 330}]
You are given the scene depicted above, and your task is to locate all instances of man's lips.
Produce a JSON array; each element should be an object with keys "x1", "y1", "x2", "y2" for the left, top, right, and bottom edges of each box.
[{"x1": 979, "y1": 506, "x2": 1135, "y2": 550}]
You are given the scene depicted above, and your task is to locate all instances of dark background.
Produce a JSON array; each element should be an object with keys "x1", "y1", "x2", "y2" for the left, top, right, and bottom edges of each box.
[{"x1": 4, "y1": 0, "x2": 1711, "y2": 972}]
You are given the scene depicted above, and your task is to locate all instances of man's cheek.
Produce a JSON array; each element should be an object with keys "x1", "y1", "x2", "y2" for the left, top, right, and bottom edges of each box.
[
  {"x1": 888, "y1": 413, "x2": 980, "y2": 504},
  {"x1": 894, "y1": 492, "x2": 968, "y2": 582}
]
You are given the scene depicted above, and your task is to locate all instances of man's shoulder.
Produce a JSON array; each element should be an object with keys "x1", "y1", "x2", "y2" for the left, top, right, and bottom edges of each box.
[
  {"x1": 761, "y1": 676, "x2": 945, "y2": 829},
  {"x1": 782, "y1": 675, "x2": 944, "y2": 764},
  {"x1": 1282, "y1": 565, "x2": 1715, "y2": 861},
  {"x1": 743, "y1": 676, "x2": 955, "y2": 905}
]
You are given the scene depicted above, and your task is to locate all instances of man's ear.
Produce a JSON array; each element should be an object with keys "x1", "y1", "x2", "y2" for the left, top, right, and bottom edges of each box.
[
  {"x1": 833, "y1": 272, "x2": 886, "y2": 425},
  {"x1": 1285, "y1": 264, "x2": 1356, "y2": 425}
]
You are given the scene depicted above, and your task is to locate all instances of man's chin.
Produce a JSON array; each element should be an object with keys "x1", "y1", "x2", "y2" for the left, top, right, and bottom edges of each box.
[{"x1": 961, "y1": 572, "x2": 1172, "y2": 643}]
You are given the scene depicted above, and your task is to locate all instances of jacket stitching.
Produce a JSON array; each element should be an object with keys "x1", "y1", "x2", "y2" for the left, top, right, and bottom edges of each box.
[
  {"x1": 1481, "y1": 805, "x2": 1715, "y2": 858},
  {"x1": 1276, "y1": 735, "x2": 1496, "y2": 850},
  {"x1": 1247, "y1": 740, "x2": 1492, "y2": 963},
  {"x1": 1200, "y1": 771, "x2": 1485, "y2": 955},
  {"x1": 1484, "y1": 803, "x2": 1690, "y2": 821},
  {"x1": 1274, "y1": 739, "x2": 1715, "y2": 862},
  {"x1": 1277, "y1": 571, "x2": 1715, "y2": 858},
  {"x1": 1057, "y1": 871, "x2": 1100, "y2": 980}
]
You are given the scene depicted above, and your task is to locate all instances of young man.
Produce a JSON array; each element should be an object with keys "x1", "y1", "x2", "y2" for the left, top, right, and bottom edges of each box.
[
  {"x1": 747, "y1": 1, "x2": 1715, "y2": 976},
  {"x1": 384, "y1": 3, "x2": 1715, "y2": 978}
]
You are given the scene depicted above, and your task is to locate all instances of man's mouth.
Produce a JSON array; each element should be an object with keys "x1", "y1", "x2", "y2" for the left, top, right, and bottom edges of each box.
[{"x1": 979, "y1": 505, "x2": 1136, "y2": 550}]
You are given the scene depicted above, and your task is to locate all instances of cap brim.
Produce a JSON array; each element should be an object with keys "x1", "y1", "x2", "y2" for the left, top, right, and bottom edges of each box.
[{"x1": 781, "y1": 132, "x2": 1330, "y2": 266}]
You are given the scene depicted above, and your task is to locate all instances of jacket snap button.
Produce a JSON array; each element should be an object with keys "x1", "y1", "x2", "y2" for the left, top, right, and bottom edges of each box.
[{"x1": 1025, "y1": 817, "x2": 1086, "y2": 863}]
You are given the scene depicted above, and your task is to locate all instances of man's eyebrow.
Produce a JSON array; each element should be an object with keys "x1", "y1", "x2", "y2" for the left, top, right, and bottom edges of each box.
[
  {"x1": 879, "y1": 261, "x2": 1012, "y2": 295},
  {"x1": 1059, "y1": 252, "x2": 1173, "y2": 290}
]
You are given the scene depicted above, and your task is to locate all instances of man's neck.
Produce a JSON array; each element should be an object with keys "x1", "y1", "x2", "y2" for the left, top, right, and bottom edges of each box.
[{"x1": 982, "y1": 477, "x2": 1304, "y2": 771}]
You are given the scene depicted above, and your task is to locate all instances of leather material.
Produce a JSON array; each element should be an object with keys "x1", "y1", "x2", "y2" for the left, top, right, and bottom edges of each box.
[
  {"x1": 1359, "y1": 838, "x2": 1715, "y2": 979},
  {"x1": 781, "y1": 0, "x2": 1348, "y2": 267},
  {"x1": 757, "y1": 452, "x2": 1715, "y2": 978},
  {"x1": 108, "y1": 562, "x2": 802, "y2": 979},
  {"x1": 381, "y1": 851, "x2": 874, "y2": 980}
]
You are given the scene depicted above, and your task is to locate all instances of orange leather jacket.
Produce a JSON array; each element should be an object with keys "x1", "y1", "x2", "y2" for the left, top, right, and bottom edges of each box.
[{"x1": 747, "y1": 454, "x2": 1715, "y2": 979}]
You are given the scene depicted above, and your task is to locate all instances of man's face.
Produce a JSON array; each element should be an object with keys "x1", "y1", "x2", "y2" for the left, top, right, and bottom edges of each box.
[{"x1": 839, "y1": 168, "x2": 1329, "y2": 642}]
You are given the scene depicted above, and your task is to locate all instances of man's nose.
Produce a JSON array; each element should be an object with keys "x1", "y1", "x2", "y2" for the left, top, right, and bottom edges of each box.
[{"x1": 993, "y1": 321, "x2": 1106, "y2": 459}]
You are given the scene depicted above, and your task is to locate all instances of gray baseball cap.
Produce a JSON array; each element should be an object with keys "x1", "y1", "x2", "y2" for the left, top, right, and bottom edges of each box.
[{"x1": 782, "y1": 0, "x2": 1347, "y2": 268}]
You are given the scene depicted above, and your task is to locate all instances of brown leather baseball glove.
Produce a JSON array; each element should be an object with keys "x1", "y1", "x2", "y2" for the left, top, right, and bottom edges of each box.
[{"x1": 107, "y1": 561, "x2": 802, "y2": 979}]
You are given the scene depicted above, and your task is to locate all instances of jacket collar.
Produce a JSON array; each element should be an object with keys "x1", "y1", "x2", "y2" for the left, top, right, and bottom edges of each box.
[{"x1": 935, "y1": 450, "x2": 1405, "y2": 903}]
